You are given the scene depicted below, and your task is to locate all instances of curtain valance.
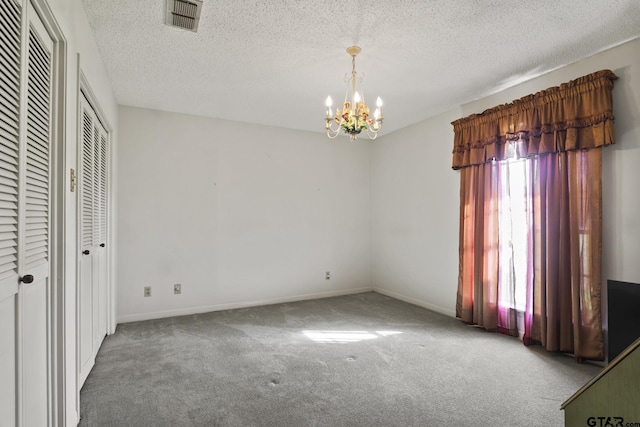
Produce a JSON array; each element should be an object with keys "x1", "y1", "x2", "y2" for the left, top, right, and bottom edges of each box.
[{"x1": 451, "y1": 70, "x2": 618, "y2": 170}]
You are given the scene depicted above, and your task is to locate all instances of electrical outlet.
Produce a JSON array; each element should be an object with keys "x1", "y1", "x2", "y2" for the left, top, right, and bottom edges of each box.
[
  {"x1": 174, "y1": 283, "x2": 181, "y2": 294},
  {"x1": 325, "y1": 271, "x2": 330, "y2": 280},
  {"x1": 144, "y1": 286, "x2": 151, "y2": 297}
]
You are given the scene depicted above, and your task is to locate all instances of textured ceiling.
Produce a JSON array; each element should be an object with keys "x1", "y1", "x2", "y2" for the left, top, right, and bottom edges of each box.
[{"x1": 81, "y1": 0, "x2": 640, "y2": 136}]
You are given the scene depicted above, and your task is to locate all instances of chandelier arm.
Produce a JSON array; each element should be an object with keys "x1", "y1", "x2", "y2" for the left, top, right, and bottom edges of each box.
[
  {"x1": 326, "y1": 124, "x2": 340, "y2": 138},
  {"x1": 343, "y1": 77, "x2": 351, "y2": 106},
  {"x1": 364, "y1": 127, "x2": 378, "y2": 140},
  {"x1": 326, "y1": 118, "x2": 344, "y2": 138},
  {"x1": 326, "y1": 130, "x2": 340, "y2": 139}
]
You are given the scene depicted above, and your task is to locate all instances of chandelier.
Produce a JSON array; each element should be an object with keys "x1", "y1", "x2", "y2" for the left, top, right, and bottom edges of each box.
[{"x1": 325, "y1": 46, "x2": 383, "y2": 140}]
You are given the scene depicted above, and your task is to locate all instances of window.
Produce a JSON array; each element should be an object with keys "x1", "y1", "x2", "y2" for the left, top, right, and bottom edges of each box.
[
  {"x1": 498, "y1": 158, "x2": 530, "y2": 313},
  {"x1": 452, "y1": 70, "x2": 617, "y2": 360}
]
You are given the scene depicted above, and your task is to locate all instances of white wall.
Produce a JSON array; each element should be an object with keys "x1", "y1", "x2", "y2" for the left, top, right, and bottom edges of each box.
[
  {"x1": 41, "y1": 0, "x2": 118, "y2": 425},
  {"x1": 117, "y1": 107, "x2": 372, "y2": 322},
  {"x1": 371, "y1": 108, "x2": 461, "y2": 316},
  {"x1": 372, "y1": 37, "x2": 640, "y2": 318}
]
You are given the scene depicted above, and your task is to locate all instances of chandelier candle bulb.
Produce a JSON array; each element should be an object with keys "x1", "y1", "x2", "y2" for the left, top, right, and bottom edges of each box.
[{"x1": 325, "y1": 96, "x2": 332, "y2": 118}]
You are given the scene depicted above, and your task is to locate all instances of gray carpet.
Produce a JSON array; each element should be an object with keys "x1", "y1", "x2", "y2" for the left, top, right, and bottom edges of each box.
[{"x1": 79, "y1": 292, "x2": 600, "y2": 426}]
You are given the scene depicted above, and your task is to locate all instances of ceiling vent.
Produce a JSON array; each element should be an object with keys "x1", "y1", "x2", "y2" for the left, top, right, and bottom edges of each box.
[{"x1": 165, "y1": 0, "x2": 203, "y2": 32}]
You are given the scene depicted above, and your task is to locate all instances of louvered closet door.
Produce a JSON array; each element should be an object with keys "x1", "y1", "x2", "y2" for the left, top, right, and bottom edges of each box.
[
  {"x1": 20, "y1": 3, "x2": 54, "y2": 426},
  {"x1": 96, "y1": 123, "x2": 108, "y2": 343},
  {"x1": 0, "y1": 1, "x2": 54, "y2": 425},
  {"x1": 78, "y1": 93, "x2": 108, "y2": 388},
  {"x1": 0, "y1": 0, "x2": 23, "y2": 424},
  {"x1": 78, "y1": 97, "x2": 95, "y2": 386}
]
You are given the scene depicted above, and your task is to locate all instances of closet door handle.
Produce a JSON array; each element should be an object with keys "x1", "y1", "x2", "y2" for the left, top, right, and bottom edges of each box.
[
  {"x1": 100, "y1": 243, "x2": 105, "y2": 248},
  {"x1": 82, "y1": 249, "x2": 90, "y2": 255},
  {"x1": 20, "y1": 274, "x2": 34, "y2": 284}
]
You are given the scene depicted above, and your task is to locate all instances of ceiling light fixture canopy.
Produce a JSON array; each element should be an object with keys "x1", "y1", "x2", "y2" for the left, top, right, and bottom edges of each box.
[{"x1": 325, "y1": 46, "x2": 383, "y2": 140}]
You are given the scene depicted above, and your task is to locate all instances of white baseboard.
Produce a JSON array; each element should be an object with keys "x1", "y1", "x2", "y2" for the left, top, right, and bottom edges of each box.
[
  {"x1": 374, "y1": 287, "x2": 456, "y2": 318},
  {"x1": 117, "y1": 286, "x2": 374, "y2": 324}
]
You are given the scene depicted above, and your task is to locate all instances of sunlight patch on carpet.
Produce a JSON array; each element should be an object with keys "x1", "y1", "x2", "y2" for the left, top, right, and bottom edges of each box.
[{"x1": 303, "y1": 330, "x2": 403, "y2": 343}]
